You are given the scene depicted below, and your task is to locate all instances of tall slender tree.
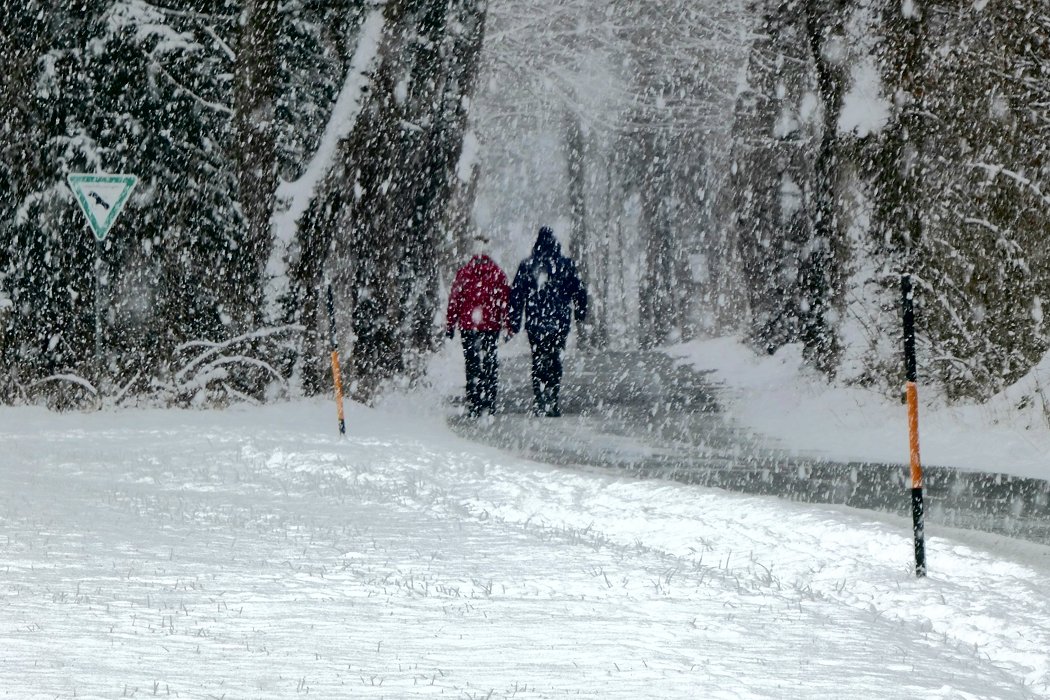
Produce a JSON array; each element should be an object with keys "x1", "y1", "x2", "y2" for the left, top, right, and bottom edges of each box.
[
  {"x1": 231, "y1": 0, "x2": 280, "y2": 330},
  {"x1": 797, "y1": 0, "x2": 849, "y2": 373},
  {"x1": 565, "y1": 112, "x2": 589, "y2": 345}
]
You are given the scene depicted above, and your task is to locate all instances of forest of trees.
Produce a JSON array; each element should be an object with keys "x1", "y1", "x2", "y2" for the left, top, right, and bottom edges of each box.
[
  {"x1": 1, "y1": 0, "x2": 1048, "y2": 409},
  {"x1": 726, "y1": 0, "x2": 1050, "y2": 399}
]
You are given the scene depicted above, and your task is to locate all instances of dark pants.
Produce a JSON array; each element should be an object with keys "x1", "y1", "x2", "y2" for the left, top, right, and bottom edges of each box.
[
  {"x1": 528, "y1": 331, "x2": 566, "y2": 417},
  {"x1": 461, "y1": 330, "x2": 500, "y2": 416}
]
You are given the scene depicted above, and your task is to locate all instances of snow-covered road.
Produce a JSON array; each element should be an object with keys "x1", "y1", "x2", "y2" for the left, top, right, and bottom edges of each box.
[{"x1": 1, "y1": 402, "x2": 1048, "y2": 699}]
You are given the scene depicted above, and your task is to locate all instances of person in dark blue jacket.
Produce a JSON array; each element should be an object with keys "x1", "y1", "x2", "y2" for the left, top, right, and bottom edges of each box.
[{"x1": 509, "y1": 226, "x2": 587, "y2": 417}]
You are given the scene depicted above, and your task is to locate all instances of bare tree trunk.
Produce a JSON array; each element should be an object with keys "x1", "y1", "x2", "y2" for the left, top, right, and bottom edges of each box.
[
  {"x1": 565, "y1": 112, "x2": 589, "y2": 347},
  {"x1": 232, "y1": 0, "x2": 279, "y2": 330},
  {"x1": 878, "y1": 0, "x2": 927, "y2": 268},
  {"x1": 637, "y1": 131, "x2": 677, "y2": 348},
  {"x1": 393, "y1": 0, "x2": 451, "y2": 361},
  {"x1": 289, "y1": 192, "x2": 345, "y2": 395},
  {"x1": 729, "y1": 3, "x2": 795, "y2": 353},
  {"x1": 589, "y1": 149, "x2": 616, "y2": 349},
  {"x1": 800, "y1": 0, "x2": 848, "y2": 373},
  {"x1": 347, "y1": 53, "x2": 406, "y2": 402}
]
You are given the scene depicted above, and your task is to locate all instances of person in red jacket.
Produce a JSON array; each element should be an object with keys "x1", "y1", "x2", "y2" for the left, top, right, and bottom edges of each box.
[{"x1": 446, "y1": 243, "x2": 513, "y2": 417}]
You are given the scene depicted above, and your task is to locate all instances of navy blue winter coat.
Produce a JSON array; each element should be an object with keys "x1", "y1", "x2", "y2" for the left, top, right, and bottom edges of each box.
[{"x1": 509, "y1": 227, "x2": 587, "y2": 342}]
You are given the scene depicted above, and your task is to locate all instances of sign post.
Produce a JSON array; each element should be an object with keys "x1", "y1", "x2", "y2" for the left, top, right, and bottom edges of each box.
[
  {"x1": 67, "y1": 173, "x2": 137, "y2": 388},
  {"x1": 901, "y1": 273, "x2": 927, "y2": 577},
  {"x1": 326, "y1": 284, "x2": 346, "y2": 436}
]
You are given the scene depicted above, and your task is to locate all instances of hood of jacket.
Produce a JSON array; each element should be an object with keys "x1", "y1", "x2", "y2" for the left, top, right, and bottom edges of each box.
[
  {"x1": 468, "y1": 253, "x2": 496, "y2": 268},
  {"x1": 532, "y1": 227, "x2": 561, "y2": 260}
]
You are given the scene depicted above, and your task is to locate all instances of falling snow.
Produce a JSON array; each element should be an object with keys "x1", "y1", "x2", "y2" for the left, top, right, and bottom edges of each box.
[{"x1": 2, "y1": 3, "x2": 1050, "y2": 696}]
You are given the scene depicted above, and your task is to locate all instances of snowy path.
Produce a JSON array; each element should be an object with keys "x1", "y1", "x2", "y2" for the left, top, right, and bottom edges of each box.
[
  {"x1": 449, "y1": 350, "x2": 759, "y2": 469},
  {"x1": 451, "y1": 350, "x2": 1050, "y2": 543},
  {"x1": 1, "y1": 403, "x2": 1049, "y2": 698}
]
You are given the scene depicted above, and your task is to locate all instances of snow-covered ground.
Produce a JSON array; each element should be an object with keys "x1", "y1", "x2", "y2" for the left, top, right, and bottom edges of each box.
[{"x1": 3, "y1": 337, "x2": 1050, "y2": 698}]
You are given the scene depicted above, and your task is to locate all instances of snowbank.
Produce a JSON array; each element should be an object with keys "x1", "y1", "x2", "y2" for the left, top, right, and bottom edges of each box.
[{"x1": 668, "y1": 337, "x2": 1050, "y2": 481}]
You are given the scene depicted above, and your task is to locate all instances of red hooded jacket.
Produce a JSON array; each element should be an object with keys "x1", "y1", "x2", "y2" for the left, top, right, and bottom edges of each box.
[{"x1": 446, "y1": 254, "x2": 512, "y2": 334}]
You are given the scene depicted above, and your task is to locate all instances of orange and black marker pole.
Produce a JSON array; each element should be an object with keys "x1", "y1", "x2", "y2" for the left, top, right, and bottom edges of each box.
[
  {"x1": 901, "y1": 274, "x2": 926, "y2": 577},
  {"x1": 327, "y1": 284, "x2": 346, "y2": 436}
]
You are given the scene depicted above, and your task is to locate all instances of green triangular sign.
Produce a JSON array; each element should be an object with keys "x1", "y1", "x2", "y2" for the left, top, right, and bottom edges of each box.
[{"x1": 67, "y1": 173, "x2": 137, "y2": 241}]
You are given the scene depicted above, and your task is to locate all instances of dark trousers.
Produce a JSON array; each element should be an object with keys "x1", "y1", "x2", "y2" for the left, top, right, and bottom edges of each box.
[
  {"x1": 528, "y1": 332, "x2": 566, "y2": 416},
  {"x1": 461, "y1": 330, "x2": 500, "y2": 416}
]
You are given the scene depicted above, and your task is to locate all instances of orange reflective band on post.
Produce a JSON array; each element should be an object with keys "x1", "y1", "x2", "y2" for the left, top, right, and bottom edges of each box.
[
  {"x1": 331, "y1": 350, "x2": 345, "y2": 433},
  {"x1": 906, "y1": 381, "x2": 922, "y2": 489},
  {"x1": 325, "y1": 284, "x2": 346, "y2": 436}
]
